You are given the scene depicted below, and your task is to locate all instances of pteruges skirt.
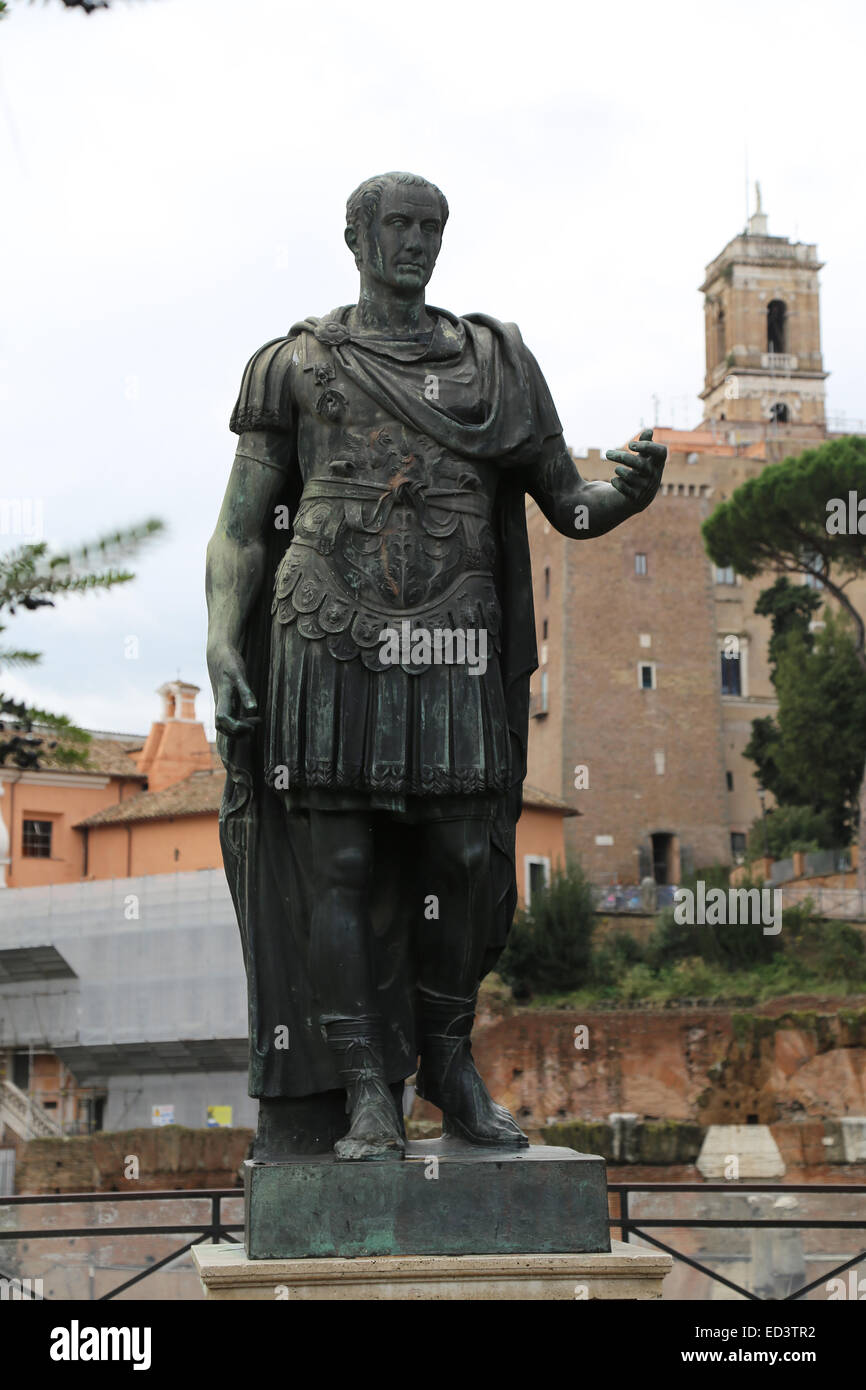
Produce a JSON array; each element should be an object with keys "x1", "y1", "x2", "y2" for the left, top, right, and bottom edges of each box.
[{"x1": 264, "y1": 619, "x2": 512, "y2": 815}]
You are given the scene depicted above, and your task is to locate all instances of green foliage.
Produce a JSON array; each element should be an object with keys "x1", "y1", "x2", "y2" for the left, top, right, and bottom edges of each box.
[
  {"x1": 502, "y1": 857, "x2": 866, "y2": 1008},
  {"x1": 591, "y1": 931, "x2": 645, "y2": 988},
  {"x1": 645, "y1": 865, "x2": 782, "y2": 971},
  {"x1": 746, "y1": 804, "x2": 835, "y2": 861},
  {"x1": 0, "y1": 520, "x2": 164, "y2": 768},
  {"x1": 743, "y1": 611, "x2": 866, "y2": 844},
  {"x1": 754, "y1": 576, "x2": 822, "y2": 676},
  {"x1": 783, "y1": 902, "x2": 866, "y2": 979},
  {"x1": 702, "y1": 434, "x2": 866, "y2": 588},
  {"x1": 499, "y1": 862, "x2": 596, "y2": 997}
]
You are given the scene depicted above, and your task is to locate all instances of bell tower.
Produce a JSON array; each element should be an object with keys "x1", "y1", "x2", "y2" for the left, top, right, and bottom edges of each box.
[{"x1": 699, "y1": 184, "x2": 827, "y2": 441}]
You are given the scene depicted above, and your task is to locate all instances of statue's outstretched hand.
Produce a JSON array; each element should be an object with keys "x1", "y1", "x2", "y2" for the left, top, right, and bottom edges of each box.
[
  {"x1": 210, "y1": 645, "x2": 260, "y2": 739},
  {"x1": 606, "y1": 427, "x2": 667, "y2": 509}
]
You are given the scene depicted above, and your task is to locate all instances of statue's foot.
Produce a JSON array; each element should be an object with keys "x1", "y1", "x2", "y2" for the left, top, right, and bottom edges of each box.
[
  {"x1": 417, "y1": 1055, "x2": 529, "y2": 1150},
  {"x1": 334, "y1": 1091, "x2": 405, "y2": 1162}
]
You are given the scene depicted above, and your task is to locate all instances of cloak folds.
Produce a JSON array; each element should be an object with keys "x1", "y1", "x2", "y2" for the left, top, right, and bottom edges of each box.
[{"x1": 219, "y1": 308, "x2": 563, "y2": 1098}]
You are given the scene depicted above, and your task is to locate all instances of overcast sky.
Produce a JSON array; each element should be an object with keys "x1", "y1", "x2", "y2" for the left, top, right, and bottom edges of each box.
[{"x1": 1, "y1": 0, "x2": 863, "y2": 740}]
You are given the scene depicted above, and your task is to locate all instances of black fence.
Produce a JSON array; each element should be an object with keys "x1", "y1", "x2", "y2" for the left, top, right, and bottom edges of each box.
[{"x1": 1, "y1": 1182, "x2": 864, "y2": 1301}]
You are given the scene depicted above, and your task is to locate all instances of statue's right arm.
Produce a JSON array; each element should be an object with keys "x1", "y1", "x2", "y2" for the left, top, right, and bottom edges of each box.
[{"x1": 206, "y1": 429, "x2": 293, "y2": 737}]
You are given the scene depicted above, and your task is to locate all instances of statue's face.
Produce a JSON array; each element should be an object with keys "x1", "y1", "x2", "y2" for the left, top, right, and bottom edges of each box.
[{"x1": 351, "y1": 184, "x2": 444, "y2": 292}]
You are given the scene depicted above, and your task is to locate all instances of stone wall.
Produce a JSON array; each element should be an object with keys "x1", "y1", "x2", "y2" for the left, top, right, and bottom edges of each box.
[
  {"x1": 16, "y1": 1126, "x2": 251, "y2": 1194},
  {"x1": 412, "y1": 1000, "x2": 866, "y2": 1129}
]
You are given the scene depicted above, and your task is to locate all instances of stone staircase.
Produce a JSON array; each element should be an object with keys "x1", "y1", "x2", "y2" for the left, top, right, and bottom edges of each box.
[{"x1": 0, "y1": 1079, "x2": 63, "y2": 1140}]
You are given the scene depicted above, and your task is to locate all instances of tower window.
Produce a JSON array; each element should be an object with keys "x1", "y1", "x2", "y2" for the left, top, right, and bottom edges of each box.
[
  {"x1": 767, "y1": 299, "x2": 787, "y2": 354},
  {"x1": 639, "y1": 662, "x2": 656, "y2": 690},
  {"x1": 635, "y1": 553, "x2": 648, "y2": 577},
  {"x1": 543, "y1": 566, "x2": 550, "y2": 598},
  {"x1": 770, "y1": 402, "x2": 789, "y2": 423},
  {"x1": 726, "y1": 771, "x2": 734, "y2": 791},
  {"x1": 542, "y1": 619, "x2": 548, "y2": 640}
]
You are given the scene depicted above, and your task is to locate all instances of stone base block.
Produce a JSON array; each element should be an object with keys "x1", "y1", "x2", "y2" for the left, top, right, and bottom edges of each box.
[
  {"x1": 193, "y1": 1240, "x2": 671, "y2": 1300},
  {"x1": 244, "y1": 1140, "x2": 608, "y2": 1259}
]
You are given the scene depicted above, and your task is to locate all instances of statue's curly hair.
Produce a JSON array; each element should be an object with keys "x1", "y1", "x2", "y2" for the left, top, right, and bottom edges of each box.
[{"x1": 346, "y1": 172, "x2": 449, "y2": 237}]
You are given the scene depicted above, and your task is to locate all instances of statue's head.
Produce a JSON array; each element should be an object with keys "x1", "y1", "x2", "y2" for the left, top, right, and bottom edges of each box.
[{"x1": 345, "y1": 171, "x2": 448, "y2": 294}]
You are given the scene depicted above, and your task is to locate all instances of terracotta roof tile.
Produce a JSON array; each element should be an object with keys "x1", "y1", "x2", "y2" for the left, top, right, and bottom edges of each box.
[
  {"x1": 0, "y1": 729, "x2": 146, "y2": 779},
  {"x1": 522, "y1": 784, "x2": 579, "y2": 815},
  {"x1": 75, "y1": 768, "x2": 226, "y2": 827}
]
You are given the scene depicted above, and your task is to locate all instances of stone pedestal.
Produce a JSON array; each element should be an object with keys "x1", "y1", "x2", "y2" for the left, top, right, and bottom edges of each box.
[
  {"x1": 243, "y1": 1139, "x2": 608, "y2": 1260},
  {"x1": 193, "y1": 1240, "x2": 671, "y2": 1300}
]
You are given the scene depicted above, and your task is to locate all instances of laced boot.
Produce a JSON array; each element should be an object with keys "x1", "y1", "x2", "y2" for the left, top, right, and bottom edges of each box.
[
  {"x1": 322, "y1": 1015, "x2": 405, "y2": 1161},
  {"x1": 415, "y1": 986, "x2": 528, "y2": 1148}
]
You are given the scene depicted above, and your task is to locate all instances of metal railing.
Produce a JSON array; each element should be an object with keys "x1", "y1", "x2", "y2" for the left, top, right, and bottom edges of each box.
[
  {"x1": 0, "y1": 1188, "x2": 243, "y2": 1300},
  {"x1": 1, "y1": 1181, "x2": 864, "y2": 1300},
  {"x1": 610, "y1": 1182, "x2": 866, "y2": 1301}
]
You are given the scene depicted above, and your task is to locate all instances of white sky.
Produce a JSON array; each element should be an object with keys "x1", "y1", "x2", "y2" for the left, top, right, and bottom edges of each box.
[{"x1": 1, "y1": 0, "x2": 863, "y2": 739}]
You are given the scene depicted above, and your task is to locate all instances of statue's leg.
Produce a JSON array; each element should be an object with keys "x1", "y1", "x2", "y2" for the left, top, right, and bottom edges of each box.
[
  {"x1": 413, "y1": 818, "x2": 528, "y2": 1148},
  {"x1": 309, "y1": 809, "x2": 405, "y2": 1161}
]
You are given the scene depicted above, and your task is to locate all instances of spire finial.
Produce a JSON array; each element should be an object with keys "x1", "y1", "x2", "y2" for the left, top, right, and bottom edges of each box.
[{"x1": 748, "y1": 182, "x2": 768, "y2": 237}]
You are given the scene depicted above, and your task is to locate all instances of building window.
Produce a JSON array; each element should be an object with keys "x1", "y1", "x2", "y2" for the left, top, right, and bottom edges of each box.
[
  {"x1": 639, "y1": 662, "x2": 656, "y2": 690},
  {"x1": 767, "y1": 299, "x2": 787, "y2": 354},
  {"x1": 635, "y1": 553, "x2": 648, "y2": 577},
  {"x1": 542, "y1": 618, "x2": 548, "y2": 640},
  {"x1": 524, "y1": 855, "x2": 551, "y2": 905},
  {"x1": 543, "y1": 566, "x2": 550, "y2": 598},
  {"x1": 770, "y1": 402, "x2": 789, "y2": 423},
  {"x1": 22, "y1": 819, "x2": 52, "y2": 858},
  {"x1": 720, "y1": 651, "x2": 742, "y2": 696},
  {"x1": 726, "y1": 771, "x2": 734, "y2": 791},
  {"x1": 714, "y1": 565, "x2": 736, "y2": 585},
  {"x1": 731, "y1": 831, "x2": 747, "y2": 862}
]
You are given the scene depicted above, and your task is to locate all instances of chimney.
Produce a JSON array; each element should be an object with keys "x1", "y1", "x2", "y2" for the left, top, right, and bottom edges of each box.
[{"x1": 133, "y1": 681, "x2": 212, "y2": 792}]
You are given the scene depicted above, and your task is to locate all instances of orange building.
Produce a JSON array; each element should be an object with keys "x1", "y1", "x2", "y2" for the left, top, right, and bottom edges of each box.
[{"x1": 0, "y1": 679, "x2": 573, "y2": 906}]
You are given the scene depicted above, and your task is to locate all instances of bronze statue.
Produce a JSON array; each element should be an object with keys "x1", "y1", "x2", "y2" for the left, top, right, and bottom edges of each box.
[{"x1": 206, "y1": 172, "x2": 666, "y2": 1162}]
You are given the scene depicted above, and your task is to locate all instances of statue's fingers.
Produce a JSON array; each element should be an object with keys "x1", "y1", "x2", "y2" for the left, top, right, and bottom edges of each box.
[
  {"x1": 629, "y1": 439, "x2": 666, "y2": 461},
  {"x1": 612, "y1": 468, "x2": 639, "y2": 496},
  {"x1": 216, "y1": 672, "x2": 236, "y2": 724},
  {"x1": 638, "y1": 427, "x2": 654, "y2": 441},
  {"x1": 216, "y1": 712, "x2": 259, "y2": 737},
  {"x1": 606, "y1": 449, "x2": 634, "y2": 466}
]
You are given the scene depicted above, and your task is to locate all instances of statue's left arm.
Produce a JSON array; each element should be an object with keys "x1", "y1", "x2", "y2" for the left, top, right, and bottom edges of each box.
[{"x1": 524, "y1": 427, "x2": 667, "y2": 539}]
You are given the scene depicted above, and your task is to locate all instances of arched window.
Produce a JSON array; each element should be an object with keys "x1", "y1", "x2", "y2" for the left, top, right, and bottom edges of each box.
[
  {"x1": 770, "y1": 402, "x2": 789, "y2": 423},
  {"x1": 767, "y1": 299, "x2": 787, "y2": 354}
]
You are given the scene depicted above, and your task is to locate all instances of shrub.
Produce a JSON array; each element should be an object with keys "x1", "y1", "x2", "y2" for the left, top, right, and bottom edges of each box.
[
  {"x1": 783, "y1": 903, "x2": 866, "y2": 982},
  {"x1": 591, "y1": 931, "x2": 646, "y2": 988},
  {"x1": 500, "y1": 862, "x2": 596, "y2": 997},
  {"x1": 646, "y1": 865, "x2": 782, "y2": 971},
  {"x1": 747, "y1": 804, "x2": 836, "y2": 862}
]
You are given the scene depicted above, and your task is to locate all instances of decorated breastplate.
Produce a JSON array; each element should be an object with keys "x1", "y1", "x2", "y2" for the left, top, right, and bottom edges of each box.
[{"x1": 271, "y1": 425, "x2": 502, "y2": 671}]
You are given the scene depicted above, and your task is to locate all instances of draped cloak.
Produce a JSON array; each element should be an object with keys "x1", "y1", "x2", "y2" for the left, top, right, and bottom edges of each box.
[{"x1": 218, "y1": 307, "x2": 563, "y2": 1098}]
